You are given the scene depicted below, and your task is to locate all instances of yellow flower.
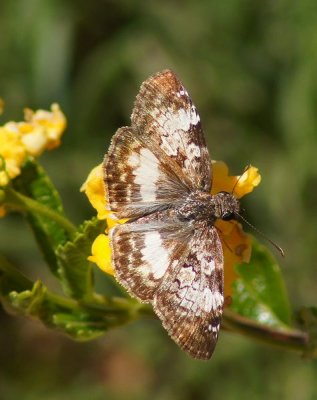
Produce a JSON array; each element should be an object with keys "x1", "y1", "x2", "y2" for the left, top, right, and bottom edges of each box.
[
  {"x1": 20, "y1": 103, "x2": 66, "y2": 155},
  {"x1": 0, "y1": 126, "x2": 27, "y2": 185},
  {"x1": 84, "y1": 161, "x2": 261, "y2": 297},
  {"x1": 211, "y1": 161, "x2": 261, "y2": 198},
  {"x1": 81, "y1": 163, "x2": 127, "y2": 228},
  {"x1": 0, "y1": 103, "x2": 66, "y2": 216},
  {"x1": 88, "y1": 234, "x2": 114, "y2": 275},
  {"x1": 0, "y1": 103, "x2": 66, "y2": 184}
]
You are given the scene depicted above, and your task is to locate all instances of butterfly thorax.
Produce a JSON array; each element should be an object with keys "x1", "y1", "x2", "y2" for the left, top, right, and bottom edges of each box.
[{"x1": 176, "y1": 191, "x2": 240, "y2": 224}]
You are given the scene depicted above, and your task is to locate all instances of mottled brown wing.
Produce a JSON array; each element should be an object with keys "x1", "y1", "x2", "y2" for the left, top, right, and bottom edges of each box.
[
  {"x1": 154, "y1": 224, "x2": 224, "y2": 360},
  {"x1": 109, "y1": 208, "x2": 191, "y2": 301},
  {"x1": 131, "y1": 69, "x2": 212, "y2": 192},
  {"x1": 104, "y1": 127, "x2": 190, "y2": 219},
  {"x1": 110, "y1": 208, "x2": 224, "y2": 360}
]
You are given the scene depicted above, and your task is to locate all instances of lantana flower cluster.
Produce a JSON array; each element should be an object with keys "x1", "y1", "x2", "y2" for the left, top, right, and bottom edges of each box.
[
  {"x1": 0, "y1": 103, "x2": 66, "y2": 216},
  {"x1": 82, "y1": 161, "x2": 261, "y2": 296},
  {"x1": 0, "y1": 103, "x2": 66, "y2": 187}
]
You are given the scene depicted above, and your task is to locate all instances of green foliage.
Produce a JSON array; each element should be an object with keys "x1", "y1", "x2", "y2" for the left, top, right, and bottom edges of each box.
[
  {"x1": 231, "y1": 239, "x2": 291, "y2": 328},
  {"x1": 0, "y1": 255, "x2": 131, "y2": 341},
  {"x1": 1, "y1": 0, "x2": 317, "y2": 398},
  {"x1": 12, "y1": 159, "x2": 69, "y2": 275},
  {"x1": 0, "y1": 148, "x2": 313, "y2": 359},
  {"x1": 56, "y1": 218, "x2": 106, "y2": 300}
]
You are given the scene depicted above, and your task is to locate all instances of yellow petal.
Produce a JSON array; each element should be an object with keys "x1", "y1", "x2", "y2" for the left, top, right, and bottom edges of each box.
[
  {"x1": 0, "y1": 126, "x2": 27, "y2": 182},
  {"x1": 23, "y1": 103, "x2": 66, "y2": 150},
  {"x1": 211, "y1": 161, "x2": 261, "y2": 199},
  {"x1": 81, "y1": 164, "x2": 109, "y2": 220},
  {"x1": 81, "y1": 164, "x2": 128, "y2": 228},
  {"x1": 0, "y1": 103, "x2": 66, "y2": 185},
  {"x1": 88, "y1": 234, "x2": 114, "y2": 275},
  {"x1": 234, "y1": 165, "x2": 261, "y2": 198},
  {"x1": 20, "y1": 127, "x2": 47, "y2": 156},
  {"x1": 211, "y1": 161, "x2": 237, "y2": 195}
]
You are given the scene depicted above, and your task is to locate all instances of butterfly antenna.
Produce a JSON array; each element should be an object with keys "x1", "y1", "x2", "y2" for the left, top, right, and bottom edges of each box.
[
  {"x1": 231, "y1": 164, "x2": 251, "y2": 195},
  {"x1": 236, "y1": 212, "x2": 285, "y2": 257}
]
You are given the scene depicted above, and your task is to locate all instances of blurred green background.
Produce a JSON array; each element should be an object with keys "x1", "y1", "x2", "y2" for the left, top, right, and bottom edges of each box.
[{"x1": 1, "y1": 0, "x2": 317, "y2": 399}]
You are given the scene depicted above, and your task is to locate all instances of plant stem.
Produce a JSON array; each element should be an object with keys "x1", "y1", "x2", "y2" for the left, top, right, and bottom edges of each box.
[
  {"x1": 0, "y1": 254, "x2": 313, "y2": 355},
  {"x1": 4, "y1": 188, "x2": 77, "y2": 236},
  {"x1": 223, "y1": 309, "x2": 309, "y2": 355}
]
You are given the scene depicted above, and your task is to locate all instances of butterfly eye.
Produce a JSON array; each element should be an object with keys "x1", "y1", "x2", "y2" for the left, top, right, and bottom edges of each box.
[{"x1": 222, "y1": 211, "x2": 235, "y2": 221}]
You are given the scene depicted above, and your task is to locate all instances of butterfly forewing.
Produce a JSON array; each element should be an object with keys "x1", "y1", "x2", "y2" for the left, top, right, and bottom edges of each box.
[
  {"x1": 131, "y1": 70, "x2": 212, "y2": 192},
  {"x1": 104, "y1": 127, "x2": 189, "y2": 219}
]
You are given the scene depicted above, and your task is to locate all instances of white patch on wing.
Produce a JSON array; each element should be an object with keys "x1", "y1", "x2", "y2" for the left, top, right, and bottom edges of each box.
[
  {"x1": 202, "y1": 259, "x2": 215, "y2": 276},
  {"x1": 141, "y1": 231, "x2": 169, "y2": 279},
  {"x1": 203, "y1": 289, "x2": 223, "y2": 313},
  {"x1": 190, "y1": 106, "x2": 200, "y2": 125},
  {"x1": 157, "y1": 107, "x2": 200, "y2": 137},
  {"x1": 187, "y1": 142, "x2": 201, "y2": 157},
  {"x1": 129, "y1": 148, "x2": 161, "y2": 201},
  {"x1": 152, "y1": 104, "x2": 202, "y2": 167},
  {"x1": 173, "y1": 108, "x2": 190, "y2": 131},
  {"x1": 177, "y1": 266, "x2": 196, "y2": 288},
  {"x1": 179, "y1": 88, "x2": 188, "y2": 96},
  {"x1": 127, "y1": 153, "x2": 139, "y2": 167}
]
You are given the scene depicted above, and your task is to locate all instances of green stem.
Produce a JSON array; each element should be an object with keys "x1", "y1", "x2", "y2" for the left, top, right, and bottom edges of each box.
[
  {"x1": 134, "y1": 304, "x2": 312, "y2": 356},
  {"x1": 223, "y1": 309, "x2": 309, "y2": 355},
  {"x1": 4, "y1": 188, "x2": 77, "y2": 236},
  {"x1": 0, "y1": 254, "x2": 313, "y2": 355}
]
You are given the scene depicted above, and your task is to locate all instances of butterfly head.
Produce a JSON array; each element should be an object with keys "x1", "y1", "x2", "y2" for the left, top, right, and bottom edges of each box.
[{"x1": 214, "y1": 191, "x2": 240, "y2": 221}]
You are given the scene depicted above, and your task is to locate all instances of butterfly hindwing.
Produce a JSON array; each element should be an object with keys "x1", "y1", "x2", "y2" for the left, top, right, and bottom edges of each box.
[
  {"x1": 154, "y1": 224, "x2": 224, "y2": 360},
  {"x1": 110, "y1": 207, "x2": 224, "y2": 360},
  {"x1": 109, "y1": 208, "x2": 191, "y2": 301}
]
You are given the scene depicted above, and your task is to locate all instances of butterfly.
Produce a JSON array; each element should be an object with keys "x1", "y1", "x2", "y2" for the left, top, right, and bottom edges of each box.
[{"x1": 103, "y1": 70, "x2": 240, "y2": 359}]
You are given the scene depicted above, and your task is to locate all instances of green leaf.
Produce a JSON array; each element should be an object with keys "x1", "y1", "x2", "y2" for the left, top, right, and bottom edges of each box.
[
  {"x1": 0, "y1": 255, "x2": 133, "y2": 341},
  {"x1": 0, "y1": 261, "x2": 129, "y2": 341},
  {"x1": 12, "y1": 158, "x2": 70, "y2": 275},
  {"x1": 56, "y1": 218, "x2": 106, "y2": 300},
  {"x1": 8, "y1": 280, "x2": 47, "y2": 316},
  {"x1": 7, "y1": 280, "x2": 112, "y2": 340},
  {"x1": 231, "y1": 239, "x2": 292, "y2": 328},
  {"x1": 51, "y1": 311, "x2": 111, "y2": 341}
]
